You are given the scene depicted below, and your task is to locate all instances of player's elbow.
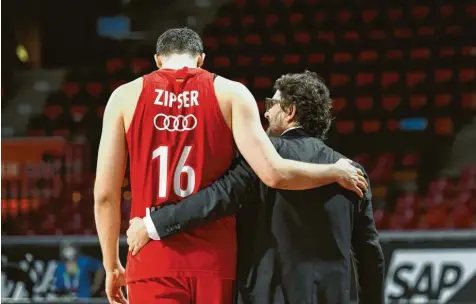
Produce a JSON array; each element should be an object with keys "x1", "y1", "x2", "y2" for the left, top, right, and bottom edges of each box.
[
  {"x1": 258, "y1": 168, "x2": 288, "y2": 189},
  {"x1": 94, "y1": 187, "x2": 115, "y2": 207}
]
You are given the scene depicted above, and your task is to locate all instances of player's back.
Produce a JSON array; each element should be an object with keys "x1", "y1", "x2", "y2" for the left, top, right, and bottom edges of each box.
[{"x1": 125, "y1": 67, "x2": 236, "y2": 281}]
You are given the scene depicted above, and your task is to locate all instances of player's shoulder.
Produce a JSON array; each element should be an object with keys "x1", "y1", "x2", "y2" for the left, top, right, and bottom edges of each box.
[
  {"x1": 108, "y1": 77, "x2": 143, "y2": 107},
  {"x1": 214, "y1": 75, "x2": 250, "y2": 97}
]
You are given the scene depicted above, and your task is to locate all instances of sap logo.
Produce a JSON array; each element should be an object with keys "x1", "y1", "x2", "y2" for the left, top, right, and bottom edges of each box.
[{"x1": 385, "y1": 249, "x2": 476, "y2": 303}]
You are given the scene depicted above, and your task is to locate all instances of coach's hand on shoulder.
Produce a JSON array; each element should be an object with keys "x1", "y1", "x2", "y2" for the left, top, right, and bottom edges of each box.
[
  {"x1": 105, "y1": 263, "x2": 127, "y2": 304},
  {"x1": 333, "y1": 158, "x2": 368, "y2": 198},
  {"x1": 127, "y1": 217, "x2": 150, "y2": 256}
]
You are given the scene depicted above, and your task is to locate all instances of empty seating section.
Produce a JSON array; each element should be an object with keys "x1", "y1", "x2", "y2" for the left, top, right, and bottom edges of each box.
[{"x1": 4, "y1": 1, "x2": 475, "y2": 234}]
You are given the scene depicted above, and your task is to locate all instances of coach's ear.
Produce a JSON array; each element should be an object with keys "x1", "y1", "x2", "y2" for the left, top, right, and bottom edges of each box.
[
  {"x1": 197, "y1": 53, "x2": 205, "y2": 68},
  {"x1": 284, "y1": 104, "x2": 297, "y2": 124}
]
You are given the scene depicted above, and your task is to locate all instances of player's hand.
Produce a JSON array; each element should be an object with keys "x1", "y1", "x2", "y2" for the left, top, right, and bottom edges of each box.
[
  {"x1": 127, "y1": 217, "x2": 150, "y2": 256},
  {"x1": 333, "y1": 158, "x2": 368, "y2": 198},
  {"x1": 105, "y1": 264, "x2": 127, "y2": 304}
]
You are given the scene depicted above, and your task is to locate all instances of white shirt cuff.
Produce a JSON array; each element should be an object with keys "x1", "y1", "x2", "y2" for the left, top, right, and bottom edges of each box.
[{"x1": 144, "y1": 208, "x2": 160, "y2": 240}]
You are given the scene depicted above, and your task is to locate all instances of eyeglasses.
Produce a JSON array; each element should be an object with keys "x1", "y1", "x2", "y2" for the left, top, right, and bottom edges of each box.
[{"x1": 265, "y1": 98, "x2": 283, "y2": 112}]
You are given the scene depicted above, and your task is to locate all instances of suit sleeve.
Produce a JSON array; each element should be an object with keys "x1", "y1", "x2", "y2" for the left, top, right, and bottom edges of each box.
[
  {"x1": 149, "y1": 154, "x2": 258, "y2": 238},
  {"x1": 351, "y1": 167, "x2": 385, "y2": 304}
]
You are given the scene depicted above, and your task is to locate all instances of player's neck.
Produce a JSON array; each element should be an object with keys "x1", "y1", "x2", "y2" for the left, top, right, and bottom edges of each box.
[{"x1": 160, "y1": 56, "x2": 198, "y2": 70}]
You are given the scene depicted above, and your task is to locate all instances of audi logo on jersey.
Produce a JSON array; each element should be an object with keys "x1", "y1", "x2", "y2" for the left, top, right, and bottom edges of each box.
[{"x1": 153, "y1": 114, "x2": 198, "y2": 132}]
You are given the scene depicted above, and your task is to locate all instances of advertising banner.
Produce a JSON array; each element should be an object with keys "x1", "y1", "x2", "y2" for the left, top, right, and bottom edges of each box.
[{"x1": 2, "y1": 232, "x2": 476, "y2": 303}]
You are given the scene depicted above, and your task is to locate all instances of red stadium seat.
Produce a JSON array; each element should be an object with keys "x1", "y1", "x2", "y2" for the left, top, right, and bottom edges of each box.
[
  {"x1": 435, "y1": 94, "x2": 452, "y2": 108},
  {"x1": 244, "y1": 34, "x2": 262, "y2": 46},
  {"x1": 459, "y1": 68, "x2": 475, "y2": 83},
  {"x1": 367, "y1": 30, "x2": 386, "y2": 40},
  {"x1": 237, "y1": 56, "x2": 253, "y2": 66},
  {"x1": 308, "y1": 53, "x2": 325, "y2": 64},
  {"x1": 361, "y1": 9, "x2": 378, "y2": 23},
  {"x1": 62, "y1": 82, "x2": 81, "y2": 98},
  {"x1": 85, "y1": 82, "x2": 104, "y2": 98},
  {"x1": 356, "y1": 73, "x2": 375, "y2": 87},
  {"x1": 355, "y1": 96, "x2": 373, "y2": 111},
  {"x1": 317, "y1": 31, "x2": 335, "y2": 44},
  {"x1": 462, "y1": 93, "x2": 476, "y2": 110},
  {"x1": 265, "y1": 14, "x2": 279, "y2": 27},
  {"x1": 109, "y1": 80, "x2": 126, "y2": 92},
  {"x1": 213, "y1": 56, "x2": 231, "y2": 68},
  {"x1": 343, "y1": 31, "x2": 359, "y2": 41},
  {"x1": 417, "y1": 27, "x2": 435, "y2": 37},
  {"x1": 434, "y1": 117, "x2": 454, "y2": 135},
  {"x1": 330, "y1": 74, "x2": 350, "y2": 87},
  {"x1": 446, "y1": 26, "x2": 462, "y2": 36},
  {"x1": 294, "y1": 32, "x2": 311, "y2": 45},
  {"x1": 385, "y1": 50, "x2": 403, "y2": 60},
  {"x1": 269, "y1": 33, "x2": 286, "y2": 46},
  {"x1": 406, "y1": 71, "x2": 426, "y2": 88},
  {"x1": 400, "y1": 152, "x2": 420, "y2": 169},
  {"x1": 439, "y1": 47, "x2": 455, "y2": 57},
  {"x1": 241, "y1": 16, "x2": 255, "y2": 27},
  {"x1": 282, "y1": 54, "x2": 301, "y2": 65},
  {"x1": 439, "y1": 5, "x2": 454, "y2": 18},
  {"x1": 257, "y1": 0, "x2": 270, "y2": 8},
  {"x1": 106, "y1": 58, "x2": 125, "y2": 74},
  {"x1": 362, "y1": 120, "x2": 381, "y2": 133},
  {"x1": 259, "y1": 55, "x2": 276, "y2": 66},
  {"x1": 253, "y1": 76, "x2": 272, "y2": 89},
  {"x1": 203, "y1": 37, "x2": 218, "y2": 49},
  {"x1": 369, "y1": 152, "x2": 395, "y2": 181},
  {"x1": 386, "y1": 119, "x2": 399, "y2": 132},
  {"x1": 387, "y1": 8, "x2": 403, "y2": 22},
  {"x1": 358, "y1": 50, "x2": 378, "y2": 62},
  {"x1": 335, "y1": 120, "x2": 355, "y2": 134},
  {"x1": 337, "y1": 10, "x2": 353, "y2": 24},
  {"x1": 44, "y1": 105, "x2": 63, "y2": 120},
  {"x1": 466, "y1": 4, "x2": 476, "y2": 18},
  {"x1": 289, "y1": 13, "x2": 304, "y2": 26},
  {"x1": 382, "y1": 96, "x2": 401, "y2": 111},
  {"x1": 381, "y1": 72, "x2": 400, "y2": 88},
  {"x1": 434, "y1": 69, "x2": 453, "y2": 83},
  {"x1": 332, "y1": 97, "x2": 347, "y2": 113},
  {"x1": 411, "y1": 6, "x2": 430, "y2": 21},
  {"x1": 409, "y1": 94, "x2": 428, "y2": 111},
  {"x1": 314, "y1": 12, "x2": 328, "y2": 24},
  {"x1": 223, "y1": 35, "x2": 239, "y2": 47},
  {"x1": 394, "y1": 28, "x2": 412, "y2": 39},
  {"x1": 131, "y1": 58, "x2": 152, "y2": 75},
  {"x1": 215, "y1": 17, "x2": 232, "y2": 27},
  {"x1": 411, "y1": 48, "x2": 430, "y2": 60},
  {"x1": 333, "y1": 52, "x2": 352, "y2": 63}
]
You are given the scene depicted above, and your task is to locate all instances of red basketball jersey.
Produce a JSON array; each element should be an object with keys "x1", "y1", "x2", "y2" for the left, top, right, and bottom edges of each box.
[{"x1": 125, "y1": 68, "x2": 236, "y2": 281}]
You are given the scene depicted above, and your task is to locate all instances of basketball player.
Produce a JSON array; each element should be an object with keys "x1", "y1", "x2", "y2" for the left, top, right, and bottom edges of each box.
[{"x1": 94, "y1": 28, "x2": 367, "y2": 304}]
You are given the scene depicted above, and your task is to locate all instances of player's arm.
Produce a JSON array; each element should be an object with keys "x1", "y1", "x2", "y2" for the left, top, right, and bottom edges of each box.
[
  {"x1": 350, "y1": 166, "x2": 385, "y2": 304},
  {"x1": 127, "y1": 153, "x2": 258, "y2": 255},
  {"x1": 94, "y1": 86, "x2": 128, "y2": 273},
  {"x1": 149, "y1": 154, "x2": 257, "y2": 239},
  {"x1": 227, "y1": 79, "x2": 365, "y2": 192}
]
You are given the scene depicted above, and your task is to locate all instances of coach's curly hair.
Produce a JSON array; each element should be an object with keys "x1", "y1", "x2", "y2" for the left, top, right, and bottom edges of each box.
[{"x1": 274, "y1": 70, "x2": 333, "y2": 140}]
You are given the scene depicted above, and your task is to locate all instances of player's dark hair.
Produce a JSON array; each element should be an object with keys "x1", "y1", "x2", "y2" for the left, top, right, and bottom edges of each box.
[
  {"x1": 156, "y1": 28, "x2": 204, "y2": 57},
  {"x1": 274, "y1": 70, "x2": 333, "y2": 140}
]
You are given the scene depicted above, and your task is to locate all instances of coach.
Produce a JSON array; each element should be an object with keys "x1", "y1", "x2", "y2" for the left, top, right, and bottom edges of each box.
[{"x1": 128, "y1": 71, "x2": 385, "y2": 304}]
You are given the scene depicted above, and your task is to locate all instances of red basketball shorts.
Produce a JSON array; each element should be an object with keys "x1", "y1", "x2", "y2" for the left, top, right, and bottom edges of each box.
[{"x1": 127, "y1": 277, "x2": 234, "y2": 304}]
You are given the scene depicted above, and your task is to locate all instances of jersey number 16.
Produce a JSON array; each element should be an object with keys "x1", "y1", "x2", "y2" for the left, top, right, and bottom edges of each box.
[{"x1": 152, "y1": 146, "x2": 195, "y2": 198}]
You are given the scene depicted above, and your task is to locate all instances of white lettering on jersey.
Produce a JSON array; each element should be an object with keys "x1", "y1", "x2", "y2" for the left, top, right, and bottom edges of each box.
[{"x1": 154, "y1": 89, "x2": 199, "y2": 108}]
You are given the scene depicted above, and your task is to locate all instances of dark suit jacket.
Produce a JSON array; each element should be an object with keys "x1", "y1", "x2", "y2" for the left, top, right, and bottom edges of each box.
[{"x1": 150, "y1": 128, "x2": 385, "y2": 304}]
